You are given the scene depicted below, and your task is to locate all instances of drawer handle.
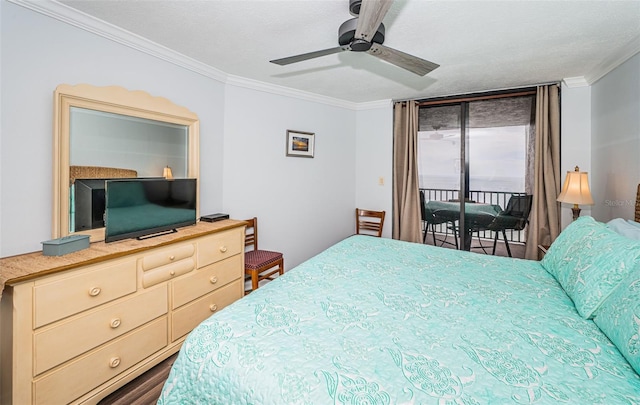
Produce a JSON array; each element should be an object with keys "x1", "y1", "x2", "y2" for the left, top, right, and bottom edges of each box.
[
  {"x1": 88, "y1": 287, "x2": 101, "y2": 297},
  {"x1": 209, "y1": 304, "x2": 218, "y2": 312},
  {"x1": 169, "y1": 255, "x2": 176, "y2": 261},
  {"x1": 170, "y1": 270, "x2": 176, "y2": 276},
  {"x1": 219, "y1": 246, "x2": 227, "y2": 253},
  {"x1": 109, "y1": 357, "x2": 121, "y2": 368},
  {"x1": 110, "y1": 318, "x2": 121, "y2": 329},
  {"x1": 210, "y1": 276, "x2": 218, "y2": 284}
]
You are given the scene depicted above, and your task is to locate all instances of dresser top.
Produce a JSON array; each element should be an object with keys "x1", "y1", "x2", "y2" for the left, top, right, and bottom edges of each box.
[{"x1": 0, "y1": 220, "x2": 246, "y2": 299}]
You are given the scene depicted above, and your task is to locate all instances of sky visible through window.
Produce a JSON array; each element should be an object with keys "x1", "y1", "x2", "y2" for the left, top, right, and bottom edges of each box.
[{"x1": 418, "y1": 125, "x2": 526, "y2": 193}]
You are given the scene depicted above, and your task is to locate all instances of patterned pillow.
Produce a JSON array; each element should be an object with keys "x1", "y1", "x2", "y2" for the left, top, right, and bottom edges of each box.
[
  {"x1": 593, "y1": 267, "x2": 640, "y2": 374},
  {"x1": 541, "y1": 216, "x2": 640, "y2": 318}
]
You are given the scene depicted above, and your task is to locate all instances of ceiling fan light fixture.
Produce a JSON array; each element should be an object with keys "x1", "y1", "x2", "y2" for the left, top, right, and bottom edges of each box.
[{"x1": 350, "y1": 39, "x2": 373, "y2": 52}]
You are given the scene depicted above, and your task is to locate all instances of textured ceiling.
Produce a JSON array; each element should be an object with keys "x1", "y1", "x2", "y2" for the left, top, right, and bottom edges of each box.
[{"x1": 57, "y1": 0, "x2": 640, "y2": 104}]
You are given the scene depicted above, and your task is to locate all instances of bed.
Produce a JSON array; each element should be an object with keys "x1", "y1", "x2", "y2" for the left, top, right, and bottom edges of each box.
[{"x1": 159, "y1": 210, "x2": 640, "y2": 403}]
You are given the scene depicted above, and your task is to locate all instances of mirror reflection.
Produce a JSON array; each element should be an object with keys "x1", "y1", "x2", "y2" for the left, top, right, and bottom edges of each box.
[{"x1": 69, "y1": 108, "x2": 189, "y2": 233}]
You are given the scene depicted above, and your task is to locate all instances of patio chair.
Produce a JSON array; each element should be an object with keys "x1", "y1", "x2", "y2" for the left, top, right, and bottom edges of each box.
[
  {"x1": 488, "y1": 194, "x2": 533, "y2": 257},
  {"x1": 420, "y1": 190, "x2": 457, "y2": 248}
]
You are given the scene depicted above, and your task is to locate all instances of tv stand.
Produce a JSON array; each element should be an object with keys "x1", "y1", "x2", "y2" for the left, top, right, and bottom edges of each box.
[{"x1": 136, "y1": 228, "x2": 177, "y2": 240}]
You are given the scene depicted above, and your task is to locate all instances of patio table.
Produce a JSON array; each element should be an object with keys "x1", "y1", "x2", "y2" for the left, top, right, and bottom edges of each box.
[{"x1": 425, "y1": 200, "x2": 502, "y2": 251}]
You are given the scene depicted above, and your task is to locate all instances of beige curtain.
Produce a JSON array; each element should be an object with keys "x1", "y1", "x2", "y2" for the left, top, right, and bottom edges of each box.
[
  {"x1": 392, "y1": 101, "x2": 422, "y2": 243},
  {"x1": 525, "y1": 85, "x2": 561, "y2": 260}
]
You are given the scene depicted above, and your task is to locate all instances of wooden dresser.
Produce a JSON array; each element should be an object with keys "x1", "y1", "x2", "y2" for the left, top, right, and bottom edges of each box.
[{"x1": 0, "y1": 220, "x2": 245, "y2": 404}]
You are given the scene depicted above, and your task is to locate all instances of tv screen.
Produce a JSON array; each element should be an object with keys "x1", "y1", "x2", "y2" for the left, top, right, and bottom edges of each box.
[{"x1": 104, "y1": 178, "x2": 197, "y2": 243}]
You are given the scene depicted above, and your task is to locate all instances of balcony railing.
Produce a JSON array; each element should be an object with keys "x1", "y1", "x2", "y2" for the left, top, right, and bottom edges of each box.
[{"x1": 420, "y1": 188, "x2": 528, "y2": 244}]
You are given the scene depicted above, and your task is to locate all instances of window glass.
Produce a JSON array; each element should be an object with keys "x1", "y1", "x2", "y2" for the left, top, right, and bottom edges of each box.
[{"x1": 418, "y1": 104, "x2": 461, "y2": 197}]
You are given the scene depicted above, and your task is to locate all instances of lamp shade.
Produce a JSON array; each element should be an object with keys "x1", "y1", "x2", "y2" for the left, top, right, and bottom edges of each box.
[
  {"x1": 557, "y1": 166, "x2": 594, "y2": 205},
  {"x1": 163, "y1": 166, "x2": 173, "y2": 179}
]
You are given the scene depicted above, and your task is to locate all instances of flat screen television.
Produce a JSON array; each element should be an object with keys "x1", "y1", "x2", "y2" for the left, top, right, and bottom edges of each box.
[{"x1": 104, "y1": 178, "x2": 197, "y2": 243}]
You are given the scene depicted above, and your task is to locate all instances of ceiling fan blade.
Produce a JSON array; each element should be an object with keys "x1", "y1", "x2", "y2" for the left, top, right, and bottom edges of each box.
[
  {"x1": 355, "y1": 0, "x2": 394, "y2": 42},
  {"x1": 368, "y1": 43, "x2": 439, "y2": 76},
  {"x1": 270, "y1": 46, "x2": 348, "y2": 66}
]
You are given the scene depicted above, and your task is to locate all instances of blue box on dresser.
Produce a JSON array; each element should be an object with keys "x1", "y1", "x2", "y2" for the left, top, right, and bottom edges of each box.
[{"x1": 41, "y1": 235, "x2": 90, "y2": 256}]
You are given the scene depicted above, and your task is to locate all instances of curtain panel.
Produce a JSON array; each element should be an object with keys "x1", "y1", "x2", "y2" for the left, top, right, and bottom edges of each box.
[
  {"x1": 392, "y1": 101, "x2": 422, "y2": 243},
  {"x1": 525, "y1": 84, "x2": 561, "y2": 259}
]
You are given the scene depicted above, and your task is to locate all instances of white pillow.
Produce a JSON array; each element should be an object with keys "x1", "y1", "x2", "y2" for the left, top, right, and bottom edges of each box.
[
  {"x1": 606, "y1": 218, "x2": 640, "y2": 240},
  {"x1": 626, "y1": 219, "x2": 640, "y2": 228}
]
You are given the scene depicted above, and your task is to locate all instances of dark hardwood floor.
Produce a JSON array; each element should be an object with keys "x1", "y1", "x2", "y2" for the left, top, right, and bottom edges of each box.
[{"x1": 98, "y1": 353, "x2": 177, "y2": 405}]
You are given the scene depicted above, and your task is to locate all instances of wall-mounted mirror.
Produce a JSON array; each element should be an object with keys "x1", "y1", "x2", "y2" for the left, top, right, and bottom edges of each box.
[{"x1": 53, "y1": 84, "x2": 200, "y2": 241}]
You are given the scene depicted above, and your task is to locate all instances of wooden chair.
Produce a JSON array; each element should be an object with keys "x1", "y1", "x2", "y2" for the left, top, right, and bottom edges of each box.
[
  {"x1": 243, "y1": 217, "x2": 284, "y2": 294},
  {"x1": 355, "y1": 208, "x2": 385, "y2": 237}
]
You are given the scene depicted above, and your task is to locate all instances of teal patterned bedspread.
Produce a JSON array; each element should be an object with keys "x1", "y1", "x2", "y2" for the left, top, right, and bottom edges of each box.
[{"x1": 159, "y1": 236, "x2": 640, "y2": 404}]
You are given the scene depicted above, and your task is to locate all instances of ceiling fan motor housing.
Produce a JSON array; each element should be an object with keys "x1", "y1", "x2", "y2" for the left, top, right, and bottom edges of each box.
[
  {"x1": 349, "y1": 0, "x2": 362, "y2": 16},
  {"x1": 338, "y1": 18, "x2": 385, "y2": 47}
]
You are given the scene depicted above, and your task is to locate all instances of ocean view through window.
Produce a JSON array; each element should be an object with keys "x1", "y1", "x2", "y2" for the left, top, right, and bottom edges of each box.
[
  {"x1": 417, "y1": 90, "x2": 536, "y2": 249},
  {"x1": 418, "y1": 92, "x2": 534, "y2": 196}
]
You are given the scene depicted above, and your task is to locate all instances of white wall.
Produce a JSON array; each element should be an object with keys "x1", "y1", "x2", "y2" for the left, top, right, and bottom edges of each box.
[
  {"x1": 355, "y1": 103, "x2": 393, "y2": 237},
  {"x1": 590, "y1": 53, "x2": 640, "y2": 222},
  {"x1": 222, "y1": 85, "x2": 357, "y2": 269},
  {"x1": 559, "y1": 84, "x2": 592, "y2": 228}
]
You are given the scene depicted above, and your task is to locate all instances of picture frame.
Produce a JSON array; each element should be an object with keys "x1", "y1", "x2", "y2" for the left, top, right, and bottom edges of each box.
[{"x1": 286, "y1": 130, "x2": 315, "y2": 158}]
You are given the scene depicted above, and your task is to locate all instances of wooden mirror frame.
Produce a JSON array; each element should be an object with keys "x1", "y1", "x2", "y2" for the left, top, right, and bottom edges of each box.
[{"x1": 53, "y1": 84, "x2": 200, "y2": 241}]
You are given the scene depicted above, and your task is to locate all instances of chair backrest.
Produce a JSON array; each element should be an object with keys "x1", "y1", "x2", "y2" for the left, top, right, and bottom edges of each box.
[
  {"x1": 503, "y1": 195, "x2": 533, "y2": 229},
  {"x1": 355, "y1": 208, "x2": 385, "y2": 237},
  {"x1": 420, "y1": 191, "x2": 444, "y2": 225},
  {"x1": 419, "y1": 190, "x2": 428, "y2": 221},
  {"x1": 244, "y1": 217, "x2": 258, "y2": 251}
]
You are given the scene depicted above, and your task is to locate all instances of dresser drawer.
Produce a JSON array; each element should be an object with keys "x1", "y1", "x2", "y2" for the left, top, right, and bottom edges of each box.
[
  {"x1": 197, "y1": 228, "x2": 243, "y2": 268},
  {"x1": 171, "y1": 279, "x2": 242, "y2": 341},
  {"x1": 172, "y1": 254, "x2": 242, "y2": 309},
  {"x1": 140, "y1": 243, "x2": 195, "y2": 271},
  {"x1": 34, "y1": 258, "x2": 137, "y2": 328},
  {"x1": 34, "y1": 317, "x2": 167, "y2": 405},
  {"x1": 34, "y1": 285, "x2": 168, "y2": 375},
  {"x1": 141, "y1": 257, "x2": 195, "y2": 288}
]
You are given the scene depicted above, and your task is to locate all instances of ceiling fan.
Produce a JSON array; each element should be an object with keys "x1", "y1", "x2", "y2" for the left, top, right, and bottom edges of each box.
[{"x1": 269, "y1": 0, "x2": 439, "y2": 76}]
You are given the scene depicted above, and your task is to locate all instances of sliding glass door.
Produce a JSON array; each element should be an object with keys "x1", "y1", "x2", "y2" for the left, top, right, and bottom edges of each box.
[{"x1": 418, "y1": 91, "x2": 535, "y2": 251}]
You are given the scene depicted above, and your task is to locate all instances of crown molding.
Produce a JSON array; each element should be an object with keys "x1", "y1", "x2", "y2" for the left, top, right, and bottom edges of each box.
[
  {"x1": 8, "y1": 0, "x2": 366, "y2": 110},
  {"x1": 562, "y1": 77, "x2": 589, "y2": 88},
  {"x1": 354, "y1": 99, "x2": 393, "y2": 111},
  {"x1": 226, "y1": 75, "x2": 392, "y2": 111},
  {"x1": 225, "y1": 75, "x2": 359, "y2": 110},
  {"x1": 585, "y1": 34, "x2": 640, "y2": 85}
]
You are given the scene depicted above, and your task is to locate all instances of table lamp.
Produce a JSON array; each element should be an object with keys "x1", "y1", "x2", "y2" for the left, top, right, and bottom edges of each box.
[
  {"x1": 557, "y1": 166, "x2": 594, "y2": 221},
  {"x1": 163, "y1": 166, "x2": 173, "y2": 179}
]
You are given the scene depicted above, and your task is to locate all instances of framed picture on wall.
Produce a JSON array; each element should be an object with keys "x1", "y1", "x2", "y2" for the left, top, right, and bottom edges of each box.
[{"x1": 286, "y1": 130, "x2": 315, "y2": 158}]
